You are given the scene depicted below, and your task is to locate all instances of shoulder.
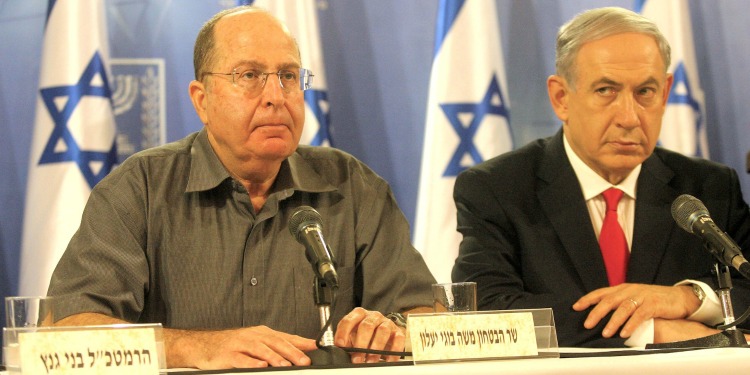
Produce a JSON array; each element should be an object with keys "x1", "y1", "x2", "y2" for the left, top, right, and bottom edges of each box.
[
  {"x1": 294, "y1": 145, "x2": 385, "y2": 185},
  {"x1": 647, "y1": 148, "x2": 746, "y2": 216},
  {"x1": 127, "y1": 132, "x2": 197, "y2": 161},
  {"x1": 97, "y1": 132, "x2": 198, "y2": 188},
  {"x1": 650, "y1": 147, "x2": 738, "y2": 188},
  {"x1": 457, "y1": 135, "x2": 552, "y2": 184}
]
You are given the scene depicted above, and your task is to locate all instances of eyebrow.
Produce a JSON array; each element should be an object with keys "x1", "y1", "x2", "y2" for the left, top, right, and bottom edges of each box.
[
  {"x1": 589, "y1": 76, "x2": 660, "y2": 90},
  {"x1": 232, "y1": 59, "x2": 300, "y2": 71}
]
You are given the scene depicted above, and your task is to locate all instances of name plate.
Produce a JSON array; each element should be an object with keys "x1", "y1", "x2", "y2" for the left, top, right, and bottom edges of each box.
[
  {"x1": 17, "y1": 326, "x2": 160, "y2": 374},
  {"x1": 408, "y1": 311, "x2": 538, "y2": 362}
]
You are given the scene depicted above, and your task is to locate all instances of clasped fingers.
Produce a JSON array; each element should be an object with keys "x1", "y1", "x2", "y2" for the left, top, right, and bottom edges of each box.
[{"x1": 334, "y1": 308, "x2": 405, "y2": 363}]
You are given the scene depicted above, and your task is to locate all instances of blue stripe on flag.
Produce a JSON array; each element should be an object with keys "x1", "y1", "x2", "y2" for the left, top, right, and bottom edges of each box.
[
  {"x1": 38, "y1": 51, "x2": 117, "y2": 189},
  {"x1": 633, "y1": 0, "x2": 647, "y2": 13},
  {"x1": 305, "y1": 89, "x2": 333, "y2": 146},
  {"x1": 434, "y1": 0, "x2": 465, "y2": 56},
  {"x1": 45, "y1": 0, "x2": 58, "y2": 27}
]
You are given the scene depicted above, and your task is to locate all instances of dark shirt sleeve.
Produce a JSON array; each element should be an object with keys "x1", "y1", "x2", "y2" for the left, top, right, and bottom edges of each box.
[
  {"x1": 353, "y1": 174, "x2": 437, "y2": 314},
  {"x1": 47, "y1": 161, "x2": 149, "y2": 323}
]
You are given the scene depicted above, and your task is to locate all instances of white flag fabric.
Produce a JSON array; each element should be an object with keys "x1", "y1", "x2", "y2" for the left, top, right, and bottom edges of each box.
[
  {"x1": 414, "y1": 0, "x2": 512, "y2": 283},
  {"x1": 637, "y1": 0, "x2": 708, "y2": 157},
  {"x1": 242, "y1": 0, "x2": 332, "y2": 146},
  {"x1": 19, "y1": 0, "x2": 117, "y2": 295}
]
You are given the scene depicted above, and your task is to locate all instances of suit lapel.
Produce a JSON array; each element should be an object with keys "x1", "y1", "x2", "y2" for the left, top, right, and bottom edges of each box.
[
  {"x1": 537, "y1": 131, "x2": 610, "y2": 291},
  {"x1": 628, "y1": 152, "x2": 678, "y2": 283}
]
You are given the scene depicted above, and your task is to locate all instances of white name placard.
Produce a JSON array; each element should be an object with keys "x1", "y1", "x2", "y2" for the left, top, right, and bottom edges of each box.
[
  {"x1": 17, "y1": 326, "x2": 159, "y2": 374},
  {"x1": 408, "y1": 311, "x2": 538, "y2": 362}
]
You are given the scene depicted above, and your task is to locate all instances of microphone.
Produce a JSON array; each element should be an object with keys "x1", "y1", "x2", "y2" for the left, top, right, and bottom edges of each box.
[
  {"x1": 288, "y1": 206, "x2": 339, "y2": 287},
  {"x1": 671, "y1": 194, "x2": 750, "y2": 279}
]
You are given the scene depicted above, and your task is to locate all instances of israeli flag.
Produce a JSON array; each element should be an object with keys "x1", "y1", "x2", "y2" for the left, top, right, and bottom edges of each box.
[
  {"x1": 637, "y1": 0, "x2": 708, "y2": 158},
  {"x1": 241, "y1": 0, "x2": 332, "y2": 146},
  {"x1": 414, "y1": 0, "x2": 512, "y2": 283},
  {"x1": 19, "y1": 0, "x2": 117, "y2": 295}
]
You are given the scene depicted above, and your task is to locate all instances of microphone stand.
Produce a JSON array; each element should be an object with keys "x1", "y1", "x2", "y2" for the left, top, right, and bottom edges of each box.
[
  {"x1": 307, "y1": 276, "x2": 351, "y2": 365},
  {"x1": 646, "y1": 261, "x2": 747, "y2": 349}
]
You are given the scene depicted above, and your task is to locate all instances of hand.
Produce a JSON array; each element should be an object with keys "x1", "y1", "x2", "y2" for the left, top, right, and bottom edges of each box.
[
  {"x1": 334, "y1": 307, "x2": 405, "y2": 363},
  {"x1": 572, "y1": 283, "x2": 698, "y2": 338},
  {"x1": 653, "y1": 319, "x2": 719, "y2": 344},
  {"x1": 168, "y1": 325, "x2": 317, "y2": 369}
]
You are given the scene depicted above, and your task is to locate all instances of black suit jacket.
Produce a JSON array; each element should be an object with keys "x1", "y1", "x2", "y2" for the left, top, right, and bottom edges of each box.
[{"x1": 452, "y1": 130, "x2": 750, "y2": 347}]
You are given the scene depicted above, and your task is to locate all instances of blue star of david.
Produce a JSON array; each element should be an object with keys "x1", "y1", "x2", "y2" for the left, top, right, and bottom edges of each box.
[
  {"x1": 440, "y1": 74, "x2": 510, "y2": 177},
  {"x1": 305, "y1": 89, "x2": 332, "y2": 146},
  {"x1": 667, "y1": 61, "x2": 705, "y2": 157},
  {"x1": 38, "y1": 51, "x2": 118, "y2": 189}
]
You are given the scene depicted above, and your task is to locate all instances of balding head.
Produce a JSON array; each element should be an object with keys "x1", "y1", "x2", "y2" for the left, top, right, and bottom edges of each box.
[{"x1": 192, "y1": 6, "x2": 299, "y2": 81}]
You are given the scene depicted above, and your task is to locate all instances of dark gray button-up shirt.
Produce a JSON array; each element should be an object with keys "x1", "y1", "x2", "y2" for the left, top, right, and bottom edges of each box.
[{"x1": 48, "y1": 129, "x2": 435, "y2": 339}]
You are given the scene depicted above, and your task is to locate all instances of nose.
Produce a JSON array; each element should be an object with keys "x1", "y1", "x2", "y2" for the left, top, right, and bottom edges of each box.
[
  {"x1": 261, "y1": 73, "x2": 285, "y2": 107},
  {"x1": 614, "y1": 93, "x2": 641, "y2": 129}
]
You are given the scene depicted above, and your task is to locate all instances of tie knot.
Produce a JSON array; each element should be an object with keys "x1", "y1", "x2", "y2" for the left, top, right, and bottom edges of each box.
[{"x1": 602, "y1": 188, "x2": 623, "y2": 211}]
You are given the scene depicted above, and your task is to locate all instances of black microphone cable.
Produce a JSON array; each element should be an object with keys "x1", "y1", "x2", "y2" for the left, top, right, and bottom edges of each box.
[{"x1": 314, "y1": 288, "x2": 411, "y2": 358}]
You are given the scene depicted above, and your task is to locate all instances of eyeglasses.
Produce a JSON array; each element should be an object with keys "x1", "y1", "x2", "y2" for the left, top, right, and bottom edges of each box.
[{"x1": 203, "y1": 68, "x2": 314, "y2": 94}]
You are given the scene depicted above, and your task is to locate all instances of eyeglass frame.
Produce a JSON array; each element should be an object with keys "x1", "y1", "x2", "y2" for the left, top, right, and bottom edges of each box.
[{"x1": 202, "y1": 68, "x2": 314, "y2": 93}]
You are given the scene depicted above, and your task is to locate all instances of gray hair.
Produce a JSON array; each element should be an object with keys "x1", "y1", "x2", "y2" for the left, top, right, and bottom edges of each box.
[{"x1": 555, "y1": 7, "x2": 671, "y2": 87}]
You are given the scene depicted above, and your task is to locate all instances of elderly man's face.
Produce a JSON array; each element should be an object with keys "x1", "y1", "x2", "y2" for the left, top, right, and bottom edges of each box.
[
  {"x1": 191, "y1": 10, "x2": 305, "y2": 170},
  {"x1": 548, "y1": 32, "x2": 673, "y2": 184}
]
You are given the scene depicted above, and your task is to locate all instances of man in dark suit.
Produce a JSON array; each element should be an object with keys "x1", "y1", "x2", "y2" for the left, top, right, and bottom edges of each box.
[{"x1": 452, "y1": 7, "x2": 750, "y2": 347}]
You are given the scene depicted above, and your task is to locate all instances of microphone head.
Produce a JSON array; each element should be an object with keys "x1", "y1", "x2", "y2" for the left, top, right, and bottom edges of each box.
[
  {"x1": 671, "y1": 194, "x2": 709, "y2": 234},
  {"x1": 288, "y1": 206, "x2": 323, "y2": 241}
]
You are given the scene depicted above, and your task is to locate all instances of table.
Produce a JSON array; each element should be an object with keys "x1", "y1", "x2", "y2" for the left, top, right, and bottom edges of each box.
[{"x1": 158, "y1": 347, "x2": 750, "y2": 375}]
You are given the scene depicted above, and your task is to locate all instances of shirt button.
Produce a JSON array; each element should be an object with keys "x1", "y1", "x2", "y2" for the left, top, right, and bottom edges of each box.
[{"x1": 250, "y1": 277, "x2": 258, "y2": 286}]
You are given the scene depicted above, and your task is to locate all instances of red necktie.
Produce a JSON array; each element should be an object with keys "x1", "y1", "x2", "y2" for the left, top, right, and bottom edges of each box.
[{"x1": 599, "y1": 188, "x2": 629, "y2": 286}]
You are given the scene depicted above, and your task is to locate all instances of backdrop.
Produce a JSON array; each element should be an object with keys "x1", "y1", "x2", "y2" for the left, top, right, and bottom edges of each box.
[{"x1": 2, "y1": 0, "x2": 749, "y2": 316}]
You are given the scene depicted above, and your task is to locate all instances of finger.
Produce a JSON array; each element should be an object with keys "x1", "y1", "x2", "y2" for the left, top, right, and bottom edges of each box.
[
  {"x1": 619, "y1": 300, "x2": 653, "y2": 337},
  {"x1": 383, "y1": 327, "x2": 406, "y2": 362},
  {"x1": 351, "y1": 312, "x2": 384, "y2": 363},
  {"x1": 279, "y1": 333, "x2": 318, "y2": 352},
  {"x1": 364, "y1": 320, "x2": 398, "y2": 363},
  {"x1": 242, "y1": 328, "x2": 312, "y2": 367},
  {"x1": 200, "y1": 351, "x2": 268, "y2": 370},
  {"x1": 601, "y1": 299, "x2": 639, "y2": 338},
  {"x1": 265, "y1": 342, "x2": 311, "y2": 367},
  {"x1": 224, "y1": 352, "x2": 270, "y2": 369},
  {"x1": 243, "y1": 340, "x2": 303, "y2": 367},
  {"x1": 335, "y1": 308, "x2": 369, "y2": 364},
  {"x1": 334, "y1": 308, "x2": 367, "y2": 347},
  {"x1": 583, "y1": 297, "x2": 621, "y2": 329},
  {"x1": 573, "y1": 286, "x2": 615, "y2": 311}
]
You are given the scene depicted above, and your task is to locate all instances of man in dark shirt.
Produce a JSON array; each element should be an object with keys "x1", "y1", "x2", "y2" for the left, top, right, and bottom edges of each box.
[{"x1": 47, "y1": 6, "x2": 435, "y2": 369}]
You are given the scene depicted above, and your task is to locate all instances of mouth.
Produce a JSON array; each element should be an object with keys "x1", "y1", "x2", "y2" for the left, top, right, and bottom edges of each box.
[
  {"x1": 253, "y1": 123, "x2": 291, "y2": 137},
  {"x1": 255, "y1": 122, "x2": 290, "y2": 130},
  {"x1": 608, "y1": 140, "x2": 642, "y2": 152}
]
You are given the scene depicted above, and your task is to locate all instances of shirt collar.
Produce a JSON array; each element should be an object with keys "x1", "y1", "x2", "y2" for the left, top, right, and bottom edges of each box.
[
  {"x1": 563, "y1": 133, "x2": 640, "y2": 201},
  {"x1": 186, "y1": 129, "x2": 336, "y2": 195},
  {"x1": 186, "y1": 128, "x2": 231, "y2": 193}
]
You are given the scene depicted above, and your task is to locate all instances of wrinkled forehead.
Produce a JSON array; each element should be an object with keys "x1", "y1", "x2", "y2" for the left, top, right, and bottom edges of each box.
[{"x1": 212, "y1": 10, "x2": 300, "y2": 65}]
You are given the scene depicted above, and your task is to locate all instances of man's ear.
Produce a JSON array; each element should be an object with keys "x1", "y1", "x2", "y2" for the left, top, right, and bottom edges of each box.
[
  {"x1": 547, "y1": 75, "x2": 570, "y2": 122},
  {"x1": 188, "y1": 80, "x2": 209, "y2": 125}
]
